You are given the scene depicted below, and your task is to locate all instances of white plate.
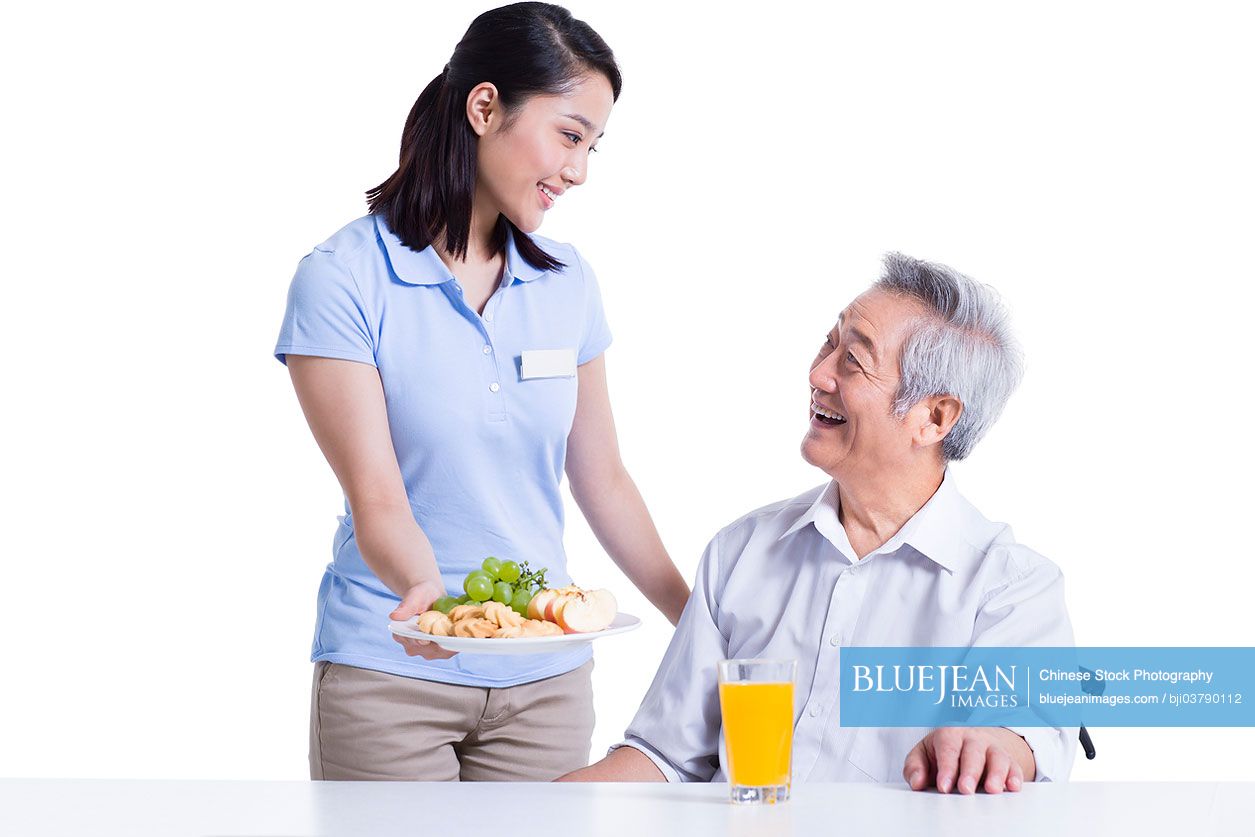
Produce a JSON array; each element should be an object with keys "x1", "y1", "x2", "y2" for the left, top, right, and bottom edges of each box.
[{"x1": 388, "y1": 612, "x2": 641, "y2": 655}]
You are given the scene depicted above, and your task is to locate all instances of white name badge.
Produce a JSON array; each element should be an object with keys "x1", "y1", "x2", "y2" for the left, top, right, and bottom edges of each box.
[{"x1": 521, "y1": 348, "x2": 578, "y2": 380}]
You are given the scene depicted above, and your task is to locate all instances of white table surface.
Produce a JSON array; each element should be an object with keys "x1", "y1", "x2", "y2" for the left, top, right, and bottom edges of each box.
[{"x1": 2, "y1": 779, "x2": 1252, "y2": 836}]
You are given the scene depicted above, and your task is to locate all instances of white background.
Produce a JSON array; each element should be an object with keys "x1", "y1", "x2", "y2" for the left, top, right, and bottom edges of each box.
[{"x1": 2, "y1": 0, "x2": 1253, "y2": 783}]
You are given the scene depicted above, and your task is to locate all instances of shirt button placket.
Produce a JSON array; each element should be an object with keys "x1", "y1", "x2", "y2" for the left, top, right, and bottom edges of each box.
[
  {"x1": 481, "y1": 310, "x2": 504, "y2": 417},
  {"x1": 483, "y1": 343, "x2": 496, "y2": 392},
  {"x1": 484, "y1": 334, "x2": 499, "y2": 395},
  {"x1": 796, "y1": 568, "x2": 857, "y2": 778}
]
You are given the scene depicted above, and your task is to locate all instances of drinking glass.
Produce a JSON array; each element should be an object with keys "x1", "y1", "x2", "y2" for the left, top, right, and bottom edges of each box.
[{"x1": 717, "y1": 658, "x2": 797, "y2": 804}]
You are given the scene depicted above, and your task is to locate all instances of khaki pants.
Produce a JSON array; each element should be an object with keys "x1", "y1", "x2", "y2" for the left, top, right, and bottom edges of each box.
[{"x1": 309, "y1": 660, "x2": 595, "y2": 781}]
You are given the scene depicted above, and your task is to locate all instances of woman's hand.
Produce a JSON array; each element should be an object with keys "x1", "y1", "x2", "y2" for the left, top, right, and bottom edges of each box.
[{"x1": 389, "y1": 580, "x2": 458, "y2": 660}]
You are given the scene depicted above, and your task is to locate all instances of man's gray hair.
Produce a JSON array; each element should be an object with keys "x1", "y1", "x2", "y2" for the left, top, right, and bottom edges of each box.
[{"x1": 874, "y1": 253, "x2": 1024, "y2": 461}]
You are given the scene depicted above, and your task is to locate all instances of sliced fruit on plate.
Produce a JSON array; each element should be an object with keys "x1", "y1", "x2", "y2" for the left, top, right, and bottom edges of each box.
[
  {"x1": 544, "y1": 592, "x2": 571, "y2": 623},
  {"x1": 553, "y1": 588, "x2": 618, "y2": 634},
  {"x1": 528, "y1": 589, "x2": 560, "y2": 621}
]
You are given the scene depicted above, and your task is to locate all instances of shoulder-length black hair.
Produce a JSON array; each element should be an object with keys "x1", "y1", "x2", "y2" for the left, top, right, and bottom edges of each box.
[{"x1": 366, "y1": 2, "x2": 622, "y2": 271}]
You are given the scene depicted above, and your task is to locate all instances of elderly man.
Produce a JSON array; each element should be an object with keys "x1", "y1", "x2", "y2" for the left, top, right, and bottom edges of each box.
[{"x1": 561, "y1": 253, "x2": 1076, "y2": 793}]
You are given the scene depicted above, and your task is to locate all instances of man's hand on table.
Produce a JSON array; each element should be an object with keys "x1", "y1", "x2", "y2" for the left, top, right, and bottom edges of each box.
[{"x1": 903, "y1": 727, "x2": 1036, "y2": 794}]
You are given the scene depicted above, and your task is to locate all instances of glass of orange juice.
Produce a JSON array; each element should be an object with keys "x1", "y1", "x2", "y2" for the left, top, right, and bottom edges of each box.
[{"x1": 718, "y1": 658, "x2": 796, "y2": 804}]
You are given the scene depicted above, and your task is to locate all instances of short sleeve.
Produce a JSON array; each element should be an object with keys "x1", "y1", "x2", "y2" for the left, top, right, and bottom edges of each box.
[
  {"x1": 614, "y1": 533, "x2": 728, "y2": 782},
  {"x1": 274, "y1": 249, "x2": 377, "y2": 367},
  {"x1": 573, "y1": 248, "x2": 612, "y2": 365}
]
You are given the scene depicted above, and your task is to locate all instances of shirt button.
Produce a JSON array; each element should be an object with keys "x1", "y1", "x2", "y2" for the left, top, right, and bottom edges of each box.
[
  {"x1": 808, "y1": 705, "x2": 821, "y2": 718},
  {"x1": 830, "y1": 634, "x2": 841, "y2": 647},
  {"x1": 484, "y1": 311, "x2": 494, "y2": 322},
  {"x1": 483, "y1": 345, "x2": 492, "y2": 354},
  {"x1": 489, "y1": 383, "x2": 500, "y2": 393}
]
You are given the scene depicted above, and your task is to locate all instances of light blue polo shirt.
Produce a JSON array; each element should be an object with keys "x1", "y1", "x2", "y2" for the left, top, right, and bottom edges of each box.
[{"x1": 275, "y1": 213, "x2": 611, "y2": 687}]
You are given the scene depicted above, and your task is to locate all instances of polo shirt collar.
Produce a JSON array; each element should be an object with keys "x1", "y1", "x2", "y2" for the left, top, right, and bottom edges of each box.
[
  {"x1": 502, "y1": 225, "x2": 547, "y2": 284},
  {"x1": 374, "y1": 214, "x2": 455, "y2": 286},
  {"x1": 375, "y1": 214, "x2": 547, "y2": 286},
  {"x1": 778, "y1": 470, "x2": 966, "y2": 572}
]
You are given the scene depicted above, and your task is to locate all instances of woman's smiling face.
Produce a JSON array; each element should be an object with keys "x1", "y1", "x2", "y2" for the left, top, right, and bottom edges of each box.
[{"x1": 471, "y1": 73, "x2": 614, "y2": 234}]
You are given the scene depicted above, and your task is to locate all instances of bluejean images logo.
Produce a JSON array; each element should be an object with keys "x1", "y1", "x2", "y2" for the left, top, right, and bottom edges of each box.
[
  {"x1": 851, "y1": 663, "x2": 1021, "y2": 708},
  {"x1": 840, "y1": 648, "x2": 1255, "y2": 728}
]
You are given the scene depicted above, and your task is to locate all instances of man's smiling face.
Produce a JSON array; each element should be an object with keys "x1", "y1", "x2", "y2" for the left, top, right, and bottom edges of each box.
[{"x1": 801, "y1": 289, "x2": 931, "y2": 481}]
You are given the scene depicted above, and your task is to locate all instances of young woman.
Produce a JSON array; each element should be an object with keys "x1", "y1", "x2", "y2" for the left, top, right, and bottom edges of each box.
[{"x1": 274, "y1": 3, "x2": 690, "y2": 781}]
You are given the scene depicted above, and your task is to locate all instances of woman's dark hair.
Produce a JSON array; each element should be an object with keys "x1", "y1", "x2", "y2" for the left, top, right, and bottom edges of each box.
[{"x1": 366, "y1": 2, "x2": 622, "y2": 270}]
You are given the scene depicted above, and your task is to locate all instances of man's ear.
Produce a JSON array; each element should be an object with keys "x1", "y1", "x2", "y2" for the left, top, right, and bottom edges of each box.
[
  {"x1": 913, "y1": 395, "x2": 963, "y2": 452},
  {"x1": 465, "y1": 82, "x2": 500, "y2": 138}
]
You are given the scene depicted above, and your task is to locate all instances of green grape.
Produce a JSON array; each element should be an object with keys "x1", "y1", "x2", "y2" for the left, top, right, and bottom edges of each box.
[
  {"x1": 510, "y1": 588, "x2": 533, "y2": 614},
  {"x1": 492, "y1": 581, "x2": 514, "y2": 604},
  {"x1": 481, "y1": 557, "x2": 503, "y2": 580},
  {"x1": 463, "y1": 570, "x2": 494, "y2": 595},
  {"x1": 466, "y1": 576, "x2": 494, "y2": 602},
  {"x1": 455, "y1": 594, "x2": 471, "y2": 604},
  {"x1": 498, "y1": 560, "x2": 521, "y2": 583},
  {"x1": 432, "y1": 596, "x2": 459, "y2": 614}
]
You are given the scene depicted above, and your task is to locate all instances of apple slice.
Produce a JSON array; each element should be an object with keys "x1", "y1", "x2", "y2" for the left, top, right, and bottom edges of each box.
[
  {"x1": 545, "y1": 592, "x2": 576, "y2": 623},
  {"x1": 556, "y1": 589, "x2": 618, "y2": 633},
  {"x1": 589, "y1": 588, "x2": 618, "y2": 622},
  {"x1": 528, "y1": 589, "x2": 559, "y2": 621}
]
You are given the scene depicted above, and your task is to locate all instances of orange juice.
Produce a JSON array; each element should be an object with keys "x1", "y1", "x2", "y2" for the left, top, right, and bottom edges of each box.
[{"x1": 719, "y1": 681, "x2": 794, "y2": 786}]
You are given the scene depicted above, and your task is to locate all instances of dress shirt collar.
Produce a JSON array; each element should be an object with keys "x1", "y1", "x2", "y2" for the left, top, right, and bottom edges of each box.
[
  {"x1": 375, "y1": 214, "x2": 547, "y2": 286},
  {"x1": 778, "y1": 470, "x2": 968, "y2": 572}
]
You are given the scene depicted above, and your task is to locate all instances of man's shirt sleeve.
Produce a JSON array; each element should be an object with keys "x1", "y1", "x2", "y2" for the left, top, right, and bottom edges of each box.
[
  {"x1": 610, "y1": 531, "x2": 730, "y2": 782},
  {"x1": 973, "y1": 545, "x2": 1079, "y2": 782}
]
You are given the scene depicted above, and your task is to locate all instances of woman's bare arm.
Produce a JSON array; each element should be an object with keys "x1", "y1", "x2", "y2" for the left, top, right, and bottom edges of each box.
[
  {"x1": 565, "y1": 355, "x2": 690, "y2": 625},
  {"x1": 286, "y1": 354, "x2": 452, "y2": 659}
]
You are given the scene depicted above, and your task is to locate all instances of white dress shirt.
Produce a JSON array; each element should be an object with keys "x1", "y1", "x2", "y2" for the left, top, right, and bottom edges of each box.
[{"x1": 616, "y1": 472, "x2": 1078, "y2": 784}]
